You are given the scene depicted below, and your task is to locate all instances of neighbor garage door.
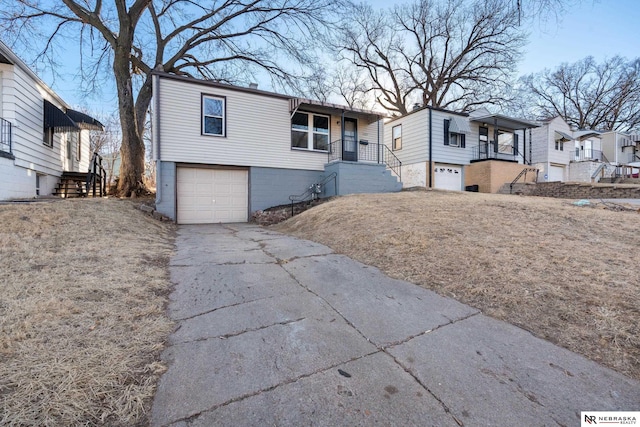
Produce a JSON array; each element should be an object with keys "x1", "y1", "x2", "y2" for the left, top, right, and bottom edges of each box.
[
  {"x1": 548, "y1": 165, "x2": 565, "y2": 182},
  {"x1": 434, "y1": 164, "x2": 462, "y2": 191},
  {"x1": 177, "y1": 167, "x2": 248, "y2": 224}
]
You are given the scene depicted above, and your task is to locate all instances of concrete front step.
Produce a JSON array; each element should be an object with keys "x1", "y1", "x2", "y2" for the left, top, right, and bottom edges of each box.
[{"x1": 324, "y1": 161, "x2": 402, "y2": 196}]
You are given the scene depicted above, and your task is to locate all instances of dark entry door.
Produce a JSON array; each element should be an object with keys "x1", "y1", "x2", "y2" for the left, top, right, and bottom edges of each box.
[{"x1": 343, "y1": 118, "x2": 357, "y2": 162}]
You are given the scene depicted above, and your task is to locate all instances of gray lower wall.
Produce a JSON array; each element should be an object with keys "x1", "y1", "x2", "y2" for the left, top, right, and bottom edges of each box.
[
  {"x1": 155, "y1": 162, "x2": 324, "y2": 220},
  {"x1": 155, "y1": 161, "x2": 176, "y2": 220},
  {"x1": 324, "y1": 161, "x2": 402, "y2": 195},
  {"x1": 250, "y1": 167, "x2": 323, "y2": 212},
  {"x1": 155, "y1": 161, "x2": 402, "y2": 222}
]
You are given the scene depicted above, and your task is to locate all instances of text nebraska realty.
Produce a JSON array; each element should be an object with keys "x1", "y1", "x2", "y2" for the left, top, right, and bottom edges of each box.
[{"x1": 585, "y1": 415, "x2": 637, "y2": 425}]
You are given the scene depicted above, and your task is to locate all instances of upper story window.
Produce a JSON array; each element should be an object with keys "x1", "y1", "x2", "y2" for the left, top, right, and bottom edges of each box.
[
  {"x1": 444, "y1": 119, "x2": 466, "y2": 148},
  {"x1": 392, "y1": 125, "x2": 402, "y2": 150},
  {"x1": 43, "y1": 127, "x2": 54, "y2": 148},
  {"x1": 291, "y1": 112, "x2": 329, "y2": 151},
  {"x1": 555, "y1": 140, "x2": 564, "y2": 151},
  {"x1": 202, "y1": 95, "x2": 226, "y2": 137}
]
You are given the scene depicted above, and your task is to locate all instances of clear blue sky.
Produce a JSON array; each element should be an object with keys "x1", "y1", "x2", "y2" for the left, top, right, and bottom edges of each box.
[
  {"x1": 518, "y1": 0, "x2": 639, "y2": 75},
  {"x1": 24, "y1": 0, "x2": 640, "y2": 115}
]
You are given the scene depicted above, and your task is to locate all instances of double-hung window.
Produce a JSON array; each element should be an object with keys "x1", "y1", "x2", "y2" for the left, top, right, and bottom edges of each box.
[
  {"x1": 392, "y1": 125, "x2": 402, "y2": 150},
  {"x1": 444, "y1": 119, "x2": 466, "y2": 148},
  {"x1": 291, "y1": 112, "x2": 329, "y2": 151},
  {"x1": 202, "y1": 95, "x2": 226, "y2": 137}
]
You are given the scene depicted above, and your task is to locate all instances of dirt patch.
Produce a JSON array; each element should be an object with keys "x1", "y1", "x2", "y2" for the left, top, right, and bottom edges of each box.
[
  {"x1": 0, "y1": 198, "x2": 175, "y2": 426},
  {"x1": 275, "y1": 191, "x2": 640, "y2": 380}
]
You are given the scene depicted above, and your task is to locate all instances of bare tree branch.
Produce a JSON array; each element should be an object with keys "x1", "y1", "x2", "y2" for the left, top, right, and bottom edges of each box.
[{"x1": 518, "y1": 56, "x2": 640, "y2": 132}]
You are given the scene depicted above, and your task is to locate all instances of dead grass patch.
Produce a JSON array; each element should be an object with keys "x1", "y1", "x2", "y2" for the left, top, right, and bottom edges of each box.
[
  {"x1": 0, "y1": 198, "x2": 175, "y2": 426},
  {"x1": 275, "y1": 191, "x2": 640, "y2": 380}
]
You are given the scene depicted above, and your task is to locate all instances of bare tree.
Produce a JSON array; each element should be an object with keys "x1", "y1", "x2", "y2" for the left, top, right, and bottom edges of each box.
[
  {"x1": 519, "y1": 56, "x2": 640, "y2": 131},
  {"x1": 89, "y1": 112, "x2": 122, "y2": 188},
  {"x1": 333, "y1": 0, "x2": 526, "y2": 115},
  {"x1": 1, "y1": 0, "x2": 336, "y2": 196}
]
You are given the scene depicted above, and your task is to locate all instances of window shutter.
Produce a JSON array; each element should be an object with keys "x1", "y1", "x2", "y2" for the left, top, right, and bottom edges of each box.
[
  {"x1": 513, "y1": 133, "x2": 519, "y2": 154},
  {"x1": 460, "y1": 133, "x2": 466, "y2": 148},
  {"x1": 444, "y1": 119, "x2": 450, "y2": 145}
]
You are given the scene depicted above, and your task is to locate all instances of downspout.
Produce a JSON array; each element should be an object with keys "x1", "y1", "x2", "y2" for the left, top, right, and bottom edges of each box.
[
  {"x1": 377, "y1": 114, "x2": 380, "y2": 164},
  {"x1": 152, "y1": 73, "x2": 162, "y2": 203},
  {"x1": 428, "y1": 107, "x2": 433, "y2": 188},
  {"x1": 341, "y1": 109, "x2": 345, "y2": 161},
  {"x1": 529, "y1": 128, "x2": 532, "y2": 166},
  {"x1": 522, "y1": 129, "x2": 527, "y2": 165},
  {"x1": 493, "y1": 118, "x2": 499, "y2": 153}
]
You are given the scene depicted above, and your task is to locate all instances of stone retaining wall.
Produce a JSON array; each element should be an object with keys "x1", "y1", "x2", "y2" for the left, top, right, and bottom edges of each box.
[{"x1": 509, "y1": 182, "x2": 640, "y2": 199}]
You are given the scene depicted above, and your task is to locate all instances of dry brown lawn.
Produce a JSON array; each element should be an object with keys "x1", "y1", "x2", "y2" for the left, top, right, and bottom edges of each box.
[
  {"x1": 275, "y1": 190, "x2": 640, "y2": 380},
  {"x1": 0, "y1": 198, "x2": 175, "y2": 426}
]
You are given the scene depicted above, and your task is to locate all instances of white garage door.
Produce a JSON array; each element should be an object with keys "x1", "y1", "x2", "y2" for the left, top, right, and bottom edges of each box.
[
  {"x1": 177, "y1": 167, "x2": 248, "y2": 224},
  {"x1": 548, "y1": 165, "x2": 565, "y2": 182},
  {"x1": 434, "y1": 164, "x2": 462, "y2": 191}
]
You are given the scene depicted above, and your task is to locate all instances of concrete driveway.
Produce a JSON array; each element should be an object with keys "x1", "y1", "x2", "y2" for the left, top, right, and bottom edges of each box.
[{"x1": 151, "y1": 224, "x2": 639, "y2": 426}]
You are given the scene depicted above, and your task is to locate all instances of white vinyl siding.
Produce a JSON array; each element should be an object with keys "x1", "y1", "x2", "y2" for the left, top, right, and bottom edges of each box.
[
  {"x1": 0, "y1": 62, "x2": 77, "y2": 176},
  {"x1": 156, "y1": 76, "x2": 381, "y2": 171},
  {"x1": 387, "y1": 109, "x2": 475, "y2": 166},
  {"x1": 157, "y1": 78, "x2": 317, "y2": 171},
  {"x1": 384, "y1": 111, "x2": 428, "y2": 166},
  {"x1": 531, "y1": 117, "x2": 573, "y2": 167}
]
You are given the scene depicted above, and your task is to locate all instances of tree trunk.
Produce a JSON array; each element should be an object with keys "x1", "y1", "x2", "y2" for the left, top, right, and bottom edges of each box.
[{"x1": 114, "y1": 45, "x2": 147, "y2": 197}]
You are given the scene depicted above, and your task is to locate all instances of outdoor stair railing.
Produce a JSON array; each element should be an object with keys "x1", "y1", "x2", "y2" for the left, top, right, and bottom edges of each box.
[
  {"x1": 509, "y1": 167, "x2": 538, "y2": 194},
  {"x1": 327, "y1": 140, "x2": 401, "y2": 182},
  {"x1": 85, "y1": 152, "x2": 107, "y2": 197},
  {"x1": 288, "y1": 172, "x2": 337, "y2": 216}
]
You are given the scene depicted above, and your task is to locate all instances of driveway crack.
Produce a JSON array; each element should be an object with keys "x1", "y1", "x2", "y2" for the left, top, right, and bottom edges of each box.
[
  {"x1": 170, "y1": 349, "x2": 381, "y2": 427},
  {"x1": 172, "y1": 317, "x2": 306, "y2": 345}
]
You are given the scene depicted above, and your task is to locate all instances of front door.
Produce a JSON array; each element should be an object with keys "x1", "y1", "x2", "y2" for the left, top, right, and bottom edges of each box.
[{"x1": 343, "y1": 118, "x2": 357, "y2": 162}]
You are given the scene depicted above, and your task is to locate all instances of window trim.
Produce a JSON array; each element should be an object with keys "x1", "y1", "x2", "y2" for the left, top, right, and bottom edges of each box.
[
  {"x1": 72, "y1": 131, "x2": 81, "y2": 161},
  {"x1": 444, "y1": 119, "x2": 465, "y2": 148},
  {"x1": 291, "y1": 110, "x2": 330, "y2": 152},
  {"x1": 201, "y1": 93, "x2": 227, "y2": 137},
  {"x1": 43, "y1": 127, "x2": 54, "y2": 148},
  {"x1": 392, "y1": 124, "x2": 402, "y2": 150}
]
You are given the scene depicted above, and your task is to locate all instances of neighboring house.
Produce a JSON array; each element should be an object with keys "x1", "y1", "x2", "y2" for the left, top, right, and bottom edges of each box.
[
  {"x1": 530, "y1": 116, "x2": 574, "y2": 182},
  {"x1": 385, "y1": 105, "x2": 539, "y2": 193},
  {"x1": 151, "y1": 72, "x2": 401, "y2": 224},
  {"x1": 568, "y1": 130, "x2": 611, "y2": 182},
  {"x1": 600, "y1": 130, "x2": 640, "y2": 171},
  {"x1": 0, "y1": 40, "x2": 103, "y2": 200}
]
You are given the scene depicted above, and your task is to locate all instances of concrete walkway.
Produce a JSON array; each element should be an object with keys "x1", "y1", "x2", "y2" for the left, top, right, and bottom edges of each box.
[{"x1": 151, "y1": 224, "x2": 639, "y2": 427}]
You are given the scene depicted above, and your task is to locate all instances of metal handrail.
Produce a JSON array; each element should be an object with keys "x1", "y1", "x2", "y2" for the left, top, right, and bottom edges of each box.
[
  {"x1": 0, "y1": 118, "x2": 12, "y2": 154},
  {"x1": 509, "y1": 167, "x2": 538, "y2": 194},
  {"x1": 574, "y1": 149, "x2": 605, "y2": 162},
  {"x1": 85, "y1": 152, "x2": 107, "y2": 197},
  {"x1": 328, "y1": 139, "x2": 402, "y2": 181},
  {"x1": 472, "y1": 143, "x2": 521, "y2": 162},
  {"x1": 382, "y1": 144, "x2": 402, "y2": 181},
  {"x1": 288, "y1": 172, "x2": 337, "y2": 216}
]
